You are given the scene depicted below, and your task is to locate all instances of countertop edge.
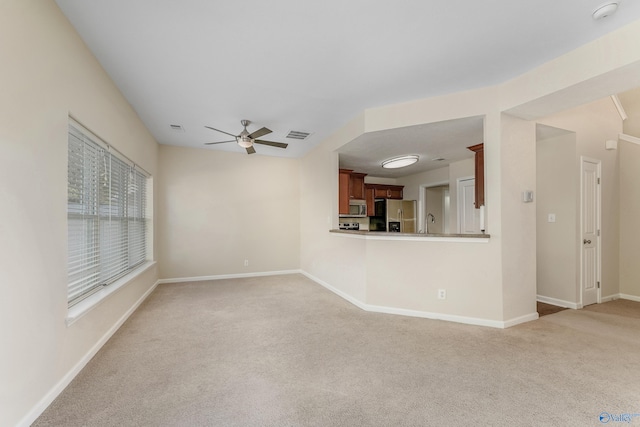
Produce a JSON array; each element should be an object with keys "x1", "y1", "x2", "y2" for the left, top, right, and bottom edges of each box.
[{"x1": 330, "y1": 229, "x2": 490, "y2": 241}]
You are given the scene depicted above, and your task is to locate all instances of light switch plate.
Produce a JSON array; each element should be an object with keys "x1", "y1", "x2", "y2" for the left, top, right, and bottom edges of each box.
[{"x1": 548, "y1": 213, "x2": 556, "y2": 223}]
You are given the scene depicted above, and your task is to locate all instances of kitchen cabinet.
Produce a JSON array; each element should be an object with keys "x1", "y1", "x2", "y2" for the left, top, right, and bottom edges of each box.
[
  {"x1": 339, "y1": 169, "x2": 368, "y2": 215},
  {"x1": 365, "y1": 185, "x2": 375, "y2": 217},
  {"x1": 350, "y1": 173, "x2": 366, "y2": 200},
  {"x1": 365, "y1": 183, "x2": 404, "y2": 216},
  {"x1": 467, "y1": 143, "x2": 484, "y2": 208},
  {"x1": 367, "y1": 183, "x2": 404, "y2": 200},
  {"x1": 339, "y1": 169, "x2": 351, "y2": 215}
]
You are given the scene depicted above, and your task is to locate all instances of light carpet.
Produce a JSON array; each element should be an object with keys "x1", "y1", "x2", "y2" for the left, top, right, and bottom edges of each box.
[{"x1": 34, "y1": 274, "x2": 640, "y2": 426}]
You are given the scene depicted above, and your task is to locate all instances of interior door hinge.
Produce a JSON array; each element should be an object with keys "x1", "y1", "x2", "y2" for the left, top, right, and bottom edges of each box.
[
  {"x1": 597, "y1": 177, "x2": 601, "y2": 184},
  {"x1": 597, "y1": 281, "x2": 600, "y2": 289},
  {"x1": 597, "y1": 229, "x2": 600, "y2": 236}
]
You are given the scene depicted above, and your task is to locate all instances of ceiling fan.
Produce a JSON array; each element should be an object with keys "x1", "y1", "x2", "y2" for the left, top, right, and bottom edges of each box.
[{"x1": 204, "y1": 119, "x2": 288, "y2": 154}]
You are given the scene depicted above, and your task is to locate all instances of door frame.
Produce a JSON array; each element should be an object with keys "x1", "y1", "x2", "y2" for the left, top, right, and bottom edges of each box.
[
  {"x1": 418, "y1": 180, "x2": 449, "y2": 233},
  {"x1": 457, "y1": 176, "x2": 476, "y2": 234},
  {"x1": 579, "y1": 156, "x2": 601, "y2": 307}
]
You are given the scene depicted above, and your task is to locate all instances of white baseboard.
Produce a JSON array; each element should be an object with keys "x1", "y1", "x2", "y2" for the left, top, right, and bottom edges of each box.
[
  {"x1": 299, "y1": 270, "x2": 369, "y2": 311},
  {"x1": 619, "y1": 293, "x2": 640, "y2": 302},
  {"x1": 301, "y1": 270, "x2": 534, "y2": 329},
  {"x1": 539, "y1": 293, "x2": 640, "y2": 306},
  {"x1": 19, "y1": 280, "x2": 159, "y2": 427},
  {"x1": 504, "y1": 312, "x2": 540, "y2": 327},
  {"x1": 158, "y1": 269, "x2": 301, "y2": 284},
  {"x1": 537, "y1": 295, "x2": 581, "y2": 309}
]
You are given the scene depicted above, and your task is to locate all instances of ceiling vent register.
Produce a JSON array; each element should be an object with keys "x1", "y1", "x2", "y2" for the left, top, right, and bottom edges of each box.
[{"x1": 286, "y1": 130, "x2": 312, "y2": 140}]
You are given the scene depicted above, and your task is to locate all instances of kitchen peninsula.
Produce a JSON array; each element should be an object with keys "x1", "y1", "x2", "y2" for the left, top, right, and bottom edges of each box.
[
  {"x1": 331, "y1": 229, "x2": 489, "y2": 239},
  {"x1": 337, "y1": 166, "x2": 488, "y2": 240}
]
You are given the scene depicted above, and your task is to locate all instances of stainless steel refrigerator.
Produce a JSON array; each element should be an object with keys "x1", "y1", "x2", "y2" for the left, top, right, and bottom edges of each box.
[{"x1": 386, "y1": 199, "x2": 416, "y2": 233}]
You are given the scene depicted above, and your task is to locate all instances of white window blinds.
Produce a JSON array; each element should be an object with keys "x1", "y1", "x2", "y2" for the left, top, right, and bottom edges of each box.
[{"x1": 67, "y1": 121, "x2": 148, "y2": 306}]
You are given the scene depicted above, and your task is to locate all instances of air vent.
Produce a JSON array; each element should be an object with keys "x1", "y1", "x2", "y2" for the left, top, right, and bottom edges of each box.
[
  {"x1": 286, "y1": 130, "x2": 312, "y2": 140},
  {"x1": 169, "y1": 124, "x2": 184, "y2": 132}
]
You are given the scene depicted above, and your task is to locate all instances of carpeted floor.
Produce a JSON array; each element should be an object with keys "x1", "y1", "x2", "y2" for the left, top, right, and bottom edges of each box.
[{"x1": 34, "y1": 274, "x2": 640, "y2": 426}]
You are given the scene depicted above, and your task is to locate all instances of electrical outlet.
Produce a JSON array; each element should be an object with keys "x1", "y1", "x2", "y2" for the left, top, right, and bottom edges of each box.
[
  {"x1": 438, "y1": 289, "x2": 446, "y2": 300},
  {"x1": 244, "y1": 259, "x2": 249, "y2": 267}
]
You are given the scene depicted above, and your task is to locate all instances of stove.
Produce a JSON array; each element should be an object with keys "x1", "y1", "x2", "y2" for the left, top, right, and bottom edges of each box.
[{"x1": 338, "y1": 222, "x2": 360, "y2": 230}]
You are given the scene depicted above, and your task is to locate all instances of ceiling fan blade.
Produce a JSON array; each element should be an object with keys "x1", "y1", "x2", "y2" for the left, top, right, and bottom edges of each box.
[
  {"x1": 254, "y1": 139, "x2": 288, "y2": 149},
  {"x1": 205, "y1": 126, "x2": 238, "y2": 138},
  {"x1": 248, "y1": 127, "x2": 272, "y2": 140},
  {"x1": 246, "y1": 146, "x2": 256, "y2": 155},
  {"x1": 204, "y1": 140, "x2": 236, "y2": 145}
]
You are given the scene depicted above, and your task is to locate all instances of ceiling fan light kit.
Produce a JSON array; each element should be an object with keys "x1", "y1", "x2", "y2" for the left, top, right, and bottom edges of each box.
[{"x1": 382, "y1": 155, "x2": 419, "y2": 169}]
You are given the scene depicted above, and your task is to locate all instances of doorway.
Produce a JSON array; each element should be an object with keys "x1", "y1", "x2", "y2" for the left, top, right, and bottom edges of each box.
[
  {"x1": 535, "y1": 125, "x2": 603, "y2": 310},
  {"x1": 535, "y1": 125, "x2": 579, "y2": 309},
  {"x1": 424, "y1": 185, "x2": 449, "y2": 234},
  {"x1": 418, "y1": 182, "x2": 450, "y2": 234}
]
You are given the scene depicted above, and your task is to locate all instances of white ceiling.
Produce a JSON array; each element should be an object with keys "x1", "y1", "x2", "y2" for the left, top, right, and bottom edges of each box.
[
  {"x1": 338, "y1": 116, "x2": 483, "y2": 178},
  {"x1": 55, "y1": 0, "x2": 640, "y2": 169}
]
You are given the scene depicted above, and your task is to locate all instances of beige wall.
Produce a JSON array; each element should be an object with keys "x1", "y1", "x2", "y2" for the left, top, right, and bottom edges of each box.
[
  {"x1": 300, "y1": 87, "x2": 512, "y2": 325},
  {"x1": 536, "y1": 131, "x2": 578, "y2": 304},
  {"x1": 537, "y1": 98, "x2": 621, "y2": 301},
  {"x1": 619, "y1": 141, "x2": 640, "y2": 298},
  {"x1": 619, "y1": 87, "x2": 640, "y2": 138},
  {"x1": 618, "y1": 87, "x2": 640, "y2": 299},
  {"x1": 0, "y1": 1, "x2": 159, "y2": 426},
  {"x1": 499, "y1": 114, "x2": 538, "y2": 320},
  {"x1": 157, "y1": 145, "x2": 300, "y2": 279}
]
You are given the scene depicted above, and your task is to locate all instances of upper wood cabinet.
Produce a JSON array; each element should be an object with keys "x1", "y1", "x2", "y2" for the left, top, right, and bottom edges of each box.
[
  {"x1": 350, "y1": 173, "x2": 366, "y2": 200},
  {"x1": 338, "y1": 169, "x2": 351, "y2": 214},
  {"x1": 367, "y1": 184, "x2": 404, "y2": 200},
  {"x1": 467, "y1": 143, "x2": 484, "y2": 208},
  {"x1": 339, "y1": 169, "x2": 367, "y2": 215}
]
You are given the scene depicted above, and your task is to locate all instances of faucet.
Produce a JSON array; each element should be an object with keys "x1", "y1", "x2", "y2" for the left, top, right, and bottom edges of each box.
[{"x1": 425, "y1": 213, "x2": 435, "y2": 234}]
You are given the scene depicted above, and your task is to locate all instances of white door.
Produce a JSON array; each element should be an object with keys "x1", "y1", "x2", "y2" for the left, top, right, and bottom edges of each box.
[
  {"x1": 581, "y1": 158, "x2": 600, "y2": 307},
  {"x1": 458, "y1": 178, "x2": 479, "y2": 234}
]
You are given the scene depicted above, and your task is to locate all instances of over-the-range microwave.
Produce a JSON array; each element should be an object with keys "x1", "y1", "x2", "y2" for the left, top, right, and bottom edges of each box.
[{"x1": 341, "y1": 200, "x2": 367, "y2": 217}]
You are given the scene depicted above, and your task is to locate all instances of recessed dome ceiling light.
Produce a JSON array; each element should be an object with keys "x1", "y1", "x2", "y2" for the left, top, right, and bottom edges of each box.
[
  {"x1": 382, "y1": 155, "x2": 419, "y2": 169},
  {"x1": 592, "y1": 2, "x2": 619, "y2": 20}
]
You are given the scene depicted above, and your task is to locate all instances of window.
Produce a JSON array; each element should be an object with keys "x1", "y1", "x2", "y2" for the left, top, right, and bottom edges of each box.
[{"x1": 67, "y1": 120, "x2": 149, "y2": 306}]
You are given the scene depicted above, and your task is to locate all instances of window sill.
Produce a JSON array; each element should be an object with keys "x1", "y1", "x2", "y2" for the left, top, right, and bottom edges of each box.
[{"x1": 66, "y1": 261, "x2": 156, "y2": 326}]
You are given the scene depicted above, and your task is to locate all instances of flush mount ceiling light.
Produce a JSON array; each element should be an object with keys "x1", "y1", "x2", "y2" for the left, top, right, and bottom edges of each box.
[
  {"x1": 382, "y1": 155, "x2": 419, "y2": 169},
  {"x1": 592, "y1": 2, "x2": 619, "y2": 20}
]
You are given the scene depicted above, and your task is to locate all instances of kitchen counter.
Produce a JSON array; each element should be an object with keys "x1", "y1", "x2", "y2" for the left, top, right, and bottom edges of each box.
[{"x1": 331, "y1": 229, "x2": 490, "y2": 241}]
